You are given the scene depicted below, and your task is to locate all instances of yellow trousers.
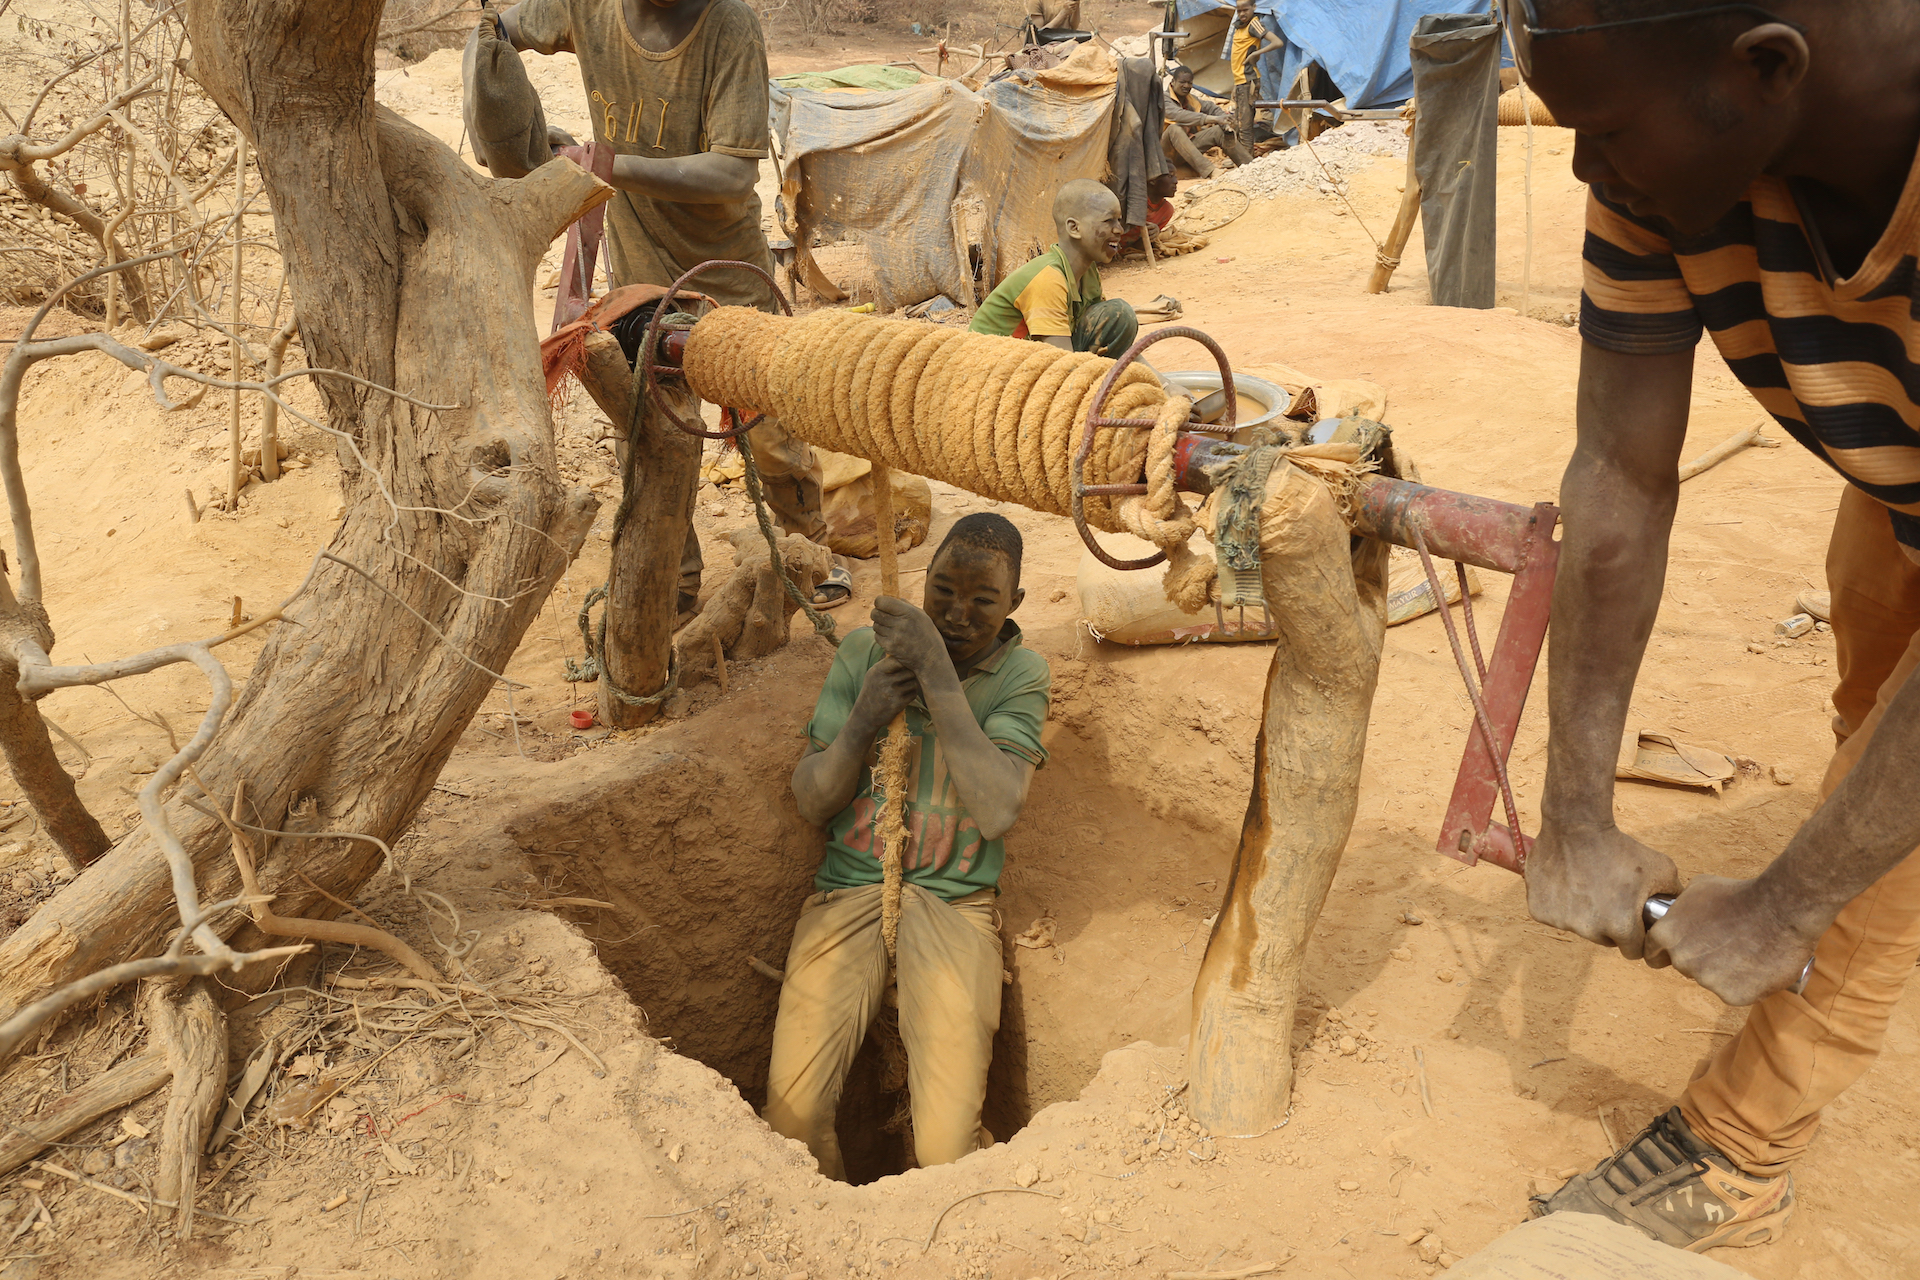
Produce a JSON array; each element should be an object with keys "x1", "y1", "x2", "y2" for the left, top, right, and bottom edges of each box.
[
  {"x1": 1680, "y1": 485, "x2": 1920, "y2": 1175},
  {"x1": 762, "y1": 883, "x2": 1001, "y2": 1180}
]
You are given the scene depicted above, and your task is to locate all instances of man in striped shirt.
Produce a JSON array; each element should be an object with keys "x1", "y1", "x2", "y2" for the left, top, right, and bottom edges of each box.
[{"x1": 1509, "y1": 0, "x2": 1920, "y2": 1254}]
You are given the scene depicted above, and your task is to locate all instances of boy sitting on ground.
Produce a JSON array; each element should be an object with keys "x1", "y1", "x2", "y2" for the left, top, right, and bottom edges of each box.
[
  {"x1": 1163, "y1": 64, "x2": 1253, "y2": 177},
  {"x1": 969, "y1": 179, "x2": 1139, "y2": 357},
  {"x1": 763, "y1": 513, "x2": 1050, "y2": 1178}
]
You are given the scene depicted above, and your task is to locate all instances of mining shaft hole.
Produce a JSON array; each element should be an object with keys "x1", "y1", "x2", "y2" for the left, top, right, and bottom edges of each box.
[{"x1": 519, "y1": 806, "x2": 1083, "y2": 1184}]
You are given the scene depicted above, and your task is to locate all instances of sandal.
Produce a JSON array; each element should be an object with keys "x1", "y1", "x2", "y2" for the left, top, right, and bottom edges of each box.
[{"x1": 812, "y1": 564, "x2": 853, "y2": 610}]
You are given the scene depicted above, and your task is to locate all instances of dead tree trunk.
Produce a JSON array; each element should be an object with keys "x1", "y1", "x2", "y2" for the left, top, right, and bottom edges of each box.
[
  {"x1": 0, "y1": 0, "x2": 604, "y2": 1031},
  {"x1": 1186, "y1": 464, "x2": 1389, "y2": 1134},
  {"x1": 574, "y1": 329, "x2": 701, "y2": 727}
]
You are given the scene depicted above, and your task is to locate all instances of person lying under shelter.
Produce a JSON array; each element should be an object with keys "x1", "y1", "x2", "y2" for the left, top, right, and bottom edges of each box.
[
  {"x1": 968, "y1": 179, "x2": 1139, "y2": 356},
  {"x1": 762, "y1": 513, "x2": 1051, "y2": 1178}
]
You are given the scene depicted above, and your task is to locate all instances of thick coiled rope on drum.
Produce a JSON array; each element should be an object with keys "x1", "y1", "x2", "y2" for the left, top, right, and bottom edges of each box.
[{"x1": 685, "y1": 307, "x2": 1173, "y2": 527}]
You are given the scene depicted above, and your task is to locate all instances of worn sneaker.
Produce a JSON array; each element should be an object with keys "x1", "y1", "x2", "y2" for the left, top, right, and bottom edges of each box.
[{"x1": 1528, "y1": 1107, "x2": 1794, "y2": 1252}]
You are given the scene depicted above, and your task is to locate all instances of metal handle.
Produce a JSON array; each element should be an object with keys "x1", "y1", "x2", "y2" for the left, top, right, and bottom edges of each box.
[{"x1": 1643, "y1": 895, "x2": 1813, "y2": 997}]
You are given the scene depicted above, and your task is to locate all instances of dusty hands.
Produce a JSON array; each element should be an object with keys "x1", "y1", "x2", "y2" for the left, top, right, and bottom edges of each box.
[
  {"x1": 1645, "y1": 875, "x2": 1822, "y2": 1006},
  {"x1": 853, "y1": 656, "x2": 918, "y2": 729},
  {"x1": 869, "y1": 597, "x2": 952, "y2": 682},
  {"x1": 1526, "y1": 823, "x2": 1680, "y2": 960}
]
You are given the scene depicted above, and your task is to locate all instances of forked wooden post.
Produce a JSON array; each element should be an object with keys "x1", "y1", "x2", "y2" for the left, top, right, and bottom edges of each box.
[
  {"x1": 1366, "y1": 118, "x2": 1421, "y2": 295},
  {"x1": 1186, "y1": 463, "x2": 1389, "y2": 1133}
]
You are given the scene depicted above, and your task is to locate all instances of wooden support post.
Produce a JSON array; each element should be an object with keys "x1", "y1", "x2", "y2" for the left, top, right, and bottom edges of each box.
[
  {"x1": 1366, "y1": 119, "x2": 1420, "y2": 295},
  {"x1": 575, "y1": 331, "x2": 701, "y2": 728},
  {"x1": 1187, "y1": 464, "x2": 1389, "y2": 1133}
]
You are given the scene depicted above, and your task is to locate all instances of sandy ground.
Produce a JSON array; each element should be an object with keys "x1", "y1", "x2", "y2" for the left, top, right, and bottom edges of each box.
[{"x1": 0, "y1": 10, "x2": 1915, "y2": 1280}]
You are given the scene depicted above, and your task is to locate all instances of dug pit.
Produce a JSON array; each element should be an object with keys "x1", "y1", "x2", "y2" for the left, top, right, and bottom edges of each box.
[{"x1": 453, "y1": 637, "x2": 1265, "y2": 1184}]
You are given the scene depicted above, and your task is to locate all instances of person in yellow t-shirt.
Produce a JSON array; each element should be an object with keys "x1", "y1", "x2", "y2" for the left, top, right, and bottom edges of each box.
[
  {"x1": 1229, "y1": 0, "x2": 1284, "y2": 149},
  {"x1": 968, "y1": 180, "x2": 1138, "y2": 356}
]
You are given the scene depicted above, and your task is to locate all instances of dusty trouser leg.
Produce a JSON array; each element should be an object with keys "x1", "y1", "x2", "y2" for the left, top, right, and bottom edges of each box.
[
  {"x1": 1679, "y1": 486, "x2": 1920, "y2": 1176},
  {"x1": 1071, "y1": 299, "x2": 1138, "y2": 357},
  {"x1": 895, "y1": 885, "x2": 1002, "y2": 1167},
  {"x1": 1160, "y1": 123, "x2": 1215, "y2": 178},
  {"x1": 1232, "y1": 81, "x2": 1254, "y2": 146},
  {"x1": 1194, "y1": 121, "x2": 1255, "y2": 167},
  {"x1": 762, "y1": 886, "x2": 890, "y2": 1182}
]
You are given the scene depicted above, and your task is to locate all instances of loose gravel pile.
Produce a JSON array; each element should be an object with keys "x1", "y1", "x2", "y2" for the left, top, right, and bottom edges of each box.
[{"x1": 1183, "y1": 120, "x2": 1408, "y2": 204}]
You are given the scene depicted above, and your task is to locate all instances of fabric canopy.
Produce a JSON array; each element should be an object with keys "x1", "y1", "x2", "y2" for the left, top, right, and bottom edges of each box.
[
  {"x1": 1172, "y1": 0, "x2": 1495, "y2": 109},
  {"x1": 770, "y1": 50, "x2": 1116, "y2": 311}
]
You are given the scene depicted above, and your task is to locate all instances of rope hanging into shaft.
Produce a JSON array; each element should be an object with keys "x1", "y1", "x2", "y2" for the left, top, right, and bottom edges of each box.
[{"x1": 871, "y1": 460, "x2": 910, "y2": 962}]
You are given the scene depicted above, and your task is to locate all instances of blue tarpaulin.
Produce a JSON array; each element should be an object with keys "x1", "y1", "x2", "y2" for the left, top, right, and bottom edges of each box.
[{"x1": 1173, "y1": 0, "x2": 1495, "y2": 109}]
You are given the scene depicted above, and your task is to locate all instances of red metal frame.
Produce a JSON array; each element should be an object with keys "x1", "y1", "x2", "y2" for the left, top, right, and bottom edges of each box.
[{"x1": 1431, "y1": 501, "x2": 1559, "y2": 872}]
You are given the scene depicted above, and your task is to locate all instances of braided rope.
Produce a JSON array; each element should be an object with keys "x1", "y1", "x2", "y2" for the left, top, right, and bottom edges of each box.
[{"x1": 682, "y1": 308, "x2": 1166, "y2": 525}]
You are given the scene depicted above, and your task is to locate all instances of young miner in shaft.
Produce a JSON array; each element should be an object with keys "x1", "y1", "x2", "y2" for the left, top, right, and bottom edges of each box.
[
  {"x1": 491, "y1": 0, "x2": 854, "y2": 609},
  {"x1": 763, "y1": 515, "x2": 1050, "y2": 1177},
  {"x1": 969, "y1": 180, "x2": 1140, "y2": 356},
  {"x1": 1513, "y1": 0, "x2": 1920, "y2": 1253}
]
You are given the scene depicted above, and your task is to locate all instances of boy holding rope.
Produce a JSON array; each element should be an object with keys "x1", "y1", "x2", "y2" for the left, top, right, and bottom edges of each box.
[{"x1": 764, "y1": 514, "x2": 1050, "y2": 1178}]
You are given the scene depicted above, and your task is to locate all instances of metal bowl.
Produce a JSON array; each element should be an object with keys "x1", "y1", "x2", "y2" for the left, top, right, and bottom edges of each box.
[{"x1": 1159, "y1": 369, "x2": 1291, "y2": 433}]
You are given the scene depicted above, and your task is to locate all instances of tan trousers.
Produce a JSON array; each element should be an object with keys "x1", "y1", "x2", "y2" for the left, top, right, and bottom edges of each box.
[
  {"x1": 762, "y1": 883, "x2": 1002, "y2": 1180},
  {"x1": 1680, "y1": 485, "x2": 1920, "y2": 1175},
  {"x1": 678, "y1": 414, "x2": 826, "y2": 594}
]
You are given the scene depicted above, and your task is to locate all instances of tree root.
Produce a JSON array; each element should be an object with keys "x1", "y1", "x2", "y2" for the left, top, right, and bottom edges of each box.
[
  {"x1": 221, "y1": 781, "x2": 443, "y2": 983},
  {"x1": 144, "y1": 976, "x2": 224, "y2": 1238}
]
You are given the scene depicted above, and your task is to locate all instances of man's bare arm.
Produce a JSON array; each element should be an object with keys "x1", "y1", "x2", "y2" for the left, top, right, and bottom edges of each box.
[
  {"x1": 1652, "y1": 665, "x2": 1920, "y2": 1002},
  {"x1": 607, "y1": 152, "x2": 760, "y2": 204},
  {"x1": 1527, "y1": 342, "x2": 1693, "y2": 957}
]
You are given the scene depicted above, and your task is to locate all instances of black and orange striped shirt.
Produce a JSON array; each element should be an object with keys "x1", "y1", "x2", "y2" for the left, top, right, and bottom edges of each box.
[{"x1": 1582, "y1": 176, "x2": 1920, "y2": 554}]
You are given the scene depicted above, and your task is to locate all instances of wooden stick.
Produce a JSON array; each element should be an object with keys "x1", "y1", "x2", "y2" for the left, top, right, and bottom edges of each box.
[
  {"x1": 1167, "y1": 1264, "x2": 1290, "y2": 1280},
  {"x1": 747, "y1": 955, "x2": 783, "y2": 982},
  {"x1": 710, "y1": 632, "x2": 727, "y2": 695},
  {"x1": 31, "y1": 1159, "x2": 259, "y2": 1225},
  {"x1": 1366, "y1": 119, "x2": 1419, "y2": 294},
  {"x1": 1677, "y1": 423, "x2": 1779, "y2": 482},
  {"x1": 226, "y1": 135, "x2": 247, "y2": 511},
  {"x1": 1187, "y1": 469, "x2": 1388, "y2": 1133},
  {"x1": 260, "y1": 317, "x2": 297, "y2": 481},
  {"x1": 1519, "y1": 80, "x2": 1536, "y2": 319},
  {"x1": 0, "y1": 1050, "x2": 170, "y2": 1178},
  {"x1": 1414, "y1": 1046, "x2": 1434, "y2": 1118}
]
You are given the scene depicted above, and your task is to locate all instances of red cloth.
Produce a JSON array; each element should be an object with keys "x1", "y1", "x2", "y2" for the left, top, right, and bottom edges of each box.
[{"x1": 538, "y1": 283, "x2": 710, "y2": 407}]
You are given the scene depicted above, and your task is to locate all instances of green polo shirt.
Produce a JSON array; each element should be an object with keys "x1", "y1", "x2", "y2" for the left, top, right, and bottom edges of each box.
[
  {"x1": 804, "y1": 622, "x2": 1051, "y2": 901},
  {"x1": 968, "y1": 243, "x2": 1103, "y2": 342}
]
